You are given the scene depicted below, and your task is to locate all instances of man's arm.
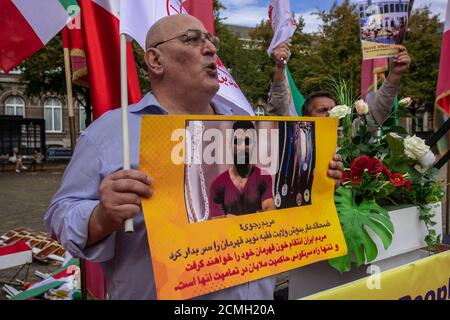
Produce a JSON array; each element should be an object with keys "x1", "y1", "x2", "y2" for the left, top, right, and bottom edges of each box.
[
  {"x1": 45, "y1": 134, "x2": 152, "y2": 261},
  {"x1": 368, "y1": 46, "x2": 411, "y2": 124},
  {"x1": 267, "y1": 42, "x2": 291, "y2": 116}
]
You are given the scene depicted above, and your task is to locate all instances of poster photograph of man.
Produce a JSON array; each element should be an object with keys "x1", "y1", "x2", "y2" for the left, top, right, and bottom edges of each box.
[{"x1": 183, "y1": 119, "x2": 316, "y2": 223}]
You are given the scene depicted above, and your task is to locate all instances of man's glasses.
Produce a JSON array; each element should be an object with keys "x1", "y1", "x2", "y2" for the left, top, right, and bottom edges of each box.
[{"x1": 151, "y1": 29, "x2": 220, "y2": 50}]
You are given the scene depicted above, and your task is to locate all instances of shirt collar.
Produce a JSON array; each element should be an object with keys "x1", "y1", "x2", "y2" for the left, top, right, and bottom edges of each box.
[{"x1": 129, "y1": 92, "x2": 234, "y2": 115}]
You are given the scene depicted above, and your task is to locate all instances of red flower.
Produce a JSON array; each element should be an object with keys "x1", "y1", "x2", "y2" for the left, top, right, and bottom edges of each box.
[
  {"x1": 349, "y1": 156, "x2": 383, "y2": 184},
  {"x1": 382, "y1": 165, "x2": 392, "y2": 178},
  {"x1": 341, "y1": 171, "x2": 349, "y2": 184},
  {"x1": 405, "y1": 179, "x2": 411, "y2": 191},
  {"x1": 390, "y1": 173, "x2": 405, "y2": 187}
]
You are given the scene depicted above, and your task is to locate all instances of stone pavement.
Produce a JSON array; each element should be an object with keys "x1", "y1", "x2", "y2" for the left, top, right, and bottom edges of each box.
[{"x1": 0, "y1": 162, "x2": 68, "y2": 300}]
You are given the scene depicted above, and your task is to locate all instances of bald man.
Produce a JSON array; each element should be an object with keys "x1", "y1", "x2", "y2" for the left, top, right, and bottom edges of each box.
[{"x1": 45, "y1": 14, "x2": 343, "y2": 300}]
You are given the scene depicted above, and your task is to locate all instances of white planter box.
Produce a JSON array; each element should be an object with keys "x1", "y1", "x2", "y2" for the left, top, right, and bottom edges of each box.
[
  {"x1": 288, "y1": 202, "x2": 443, "y2": 300},
  {"x1": 369, "y1": 202, "x2": 442, "y2": 263}
]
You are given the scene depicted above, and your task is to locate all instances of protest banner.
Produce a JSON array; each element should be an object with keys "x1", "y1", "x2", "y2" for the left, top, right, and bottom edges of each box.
[{"x1": 140, "y1": 115, "x2": 347, "y2": 299}]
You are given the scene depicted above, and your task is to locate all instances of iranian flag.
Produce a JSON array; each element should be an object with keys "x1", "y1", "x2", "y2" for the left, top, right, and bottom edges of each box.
[
  {"x1": 77, "y1": 0, "x2": 142, "y2": 119},
  {"x1": 120, "y1": 0, "x2": 254, "y2": 116},
  {"x1": 0, "y1": 0, "x2": 80, "y2": 72},
  {"x1": 267, "y1": 0, "x2": 304, "y2": 116},
  {"x1": 434, "y1": 2, "x2": 450, "y2": 155}
]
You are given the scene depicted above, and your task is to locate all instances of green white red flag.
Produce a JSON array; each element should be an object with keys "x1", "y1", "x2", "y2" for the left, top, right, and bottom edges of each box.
[{"x1": 0, "y1": 0, "x2": 80, "y2": 72}]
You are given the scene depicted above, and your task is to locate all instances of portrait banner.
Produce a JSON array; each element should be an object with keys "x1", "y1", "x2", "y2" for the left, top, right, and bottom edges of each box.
[
  {"x1": 358, "y1": 0, "x2": 411, "y2": 60},
  {"x1": 140, "y1": 115, "x2": 347, "y2": 300}
]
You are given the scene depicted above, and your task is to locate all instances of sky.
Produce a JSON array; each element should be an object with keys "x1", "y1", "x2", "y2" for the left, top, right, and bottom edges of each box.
[{"x1": 220, "y1": 0, "x2": 448, "y2": 32}]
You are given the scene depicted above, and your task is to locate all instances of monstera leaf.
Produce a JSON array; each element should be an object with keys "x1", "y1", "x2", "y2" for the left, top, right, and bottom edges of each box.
[{"x1": 329, "y1": 187, "x2": 394, "y2": 273}]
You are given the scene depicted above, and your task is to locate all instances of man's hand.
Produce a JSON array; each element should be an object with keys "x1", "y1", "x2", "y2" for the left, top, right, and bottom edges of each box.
[
  {"x1": 272, "y1": 42, "x2": 291, "y2": 84},
  {"x1": 327, "y1": 154, "x2": 344, "y2": 189},
  {"x1": 387, "y1": 46, "x2": 411, "y2": 85},
  {"x1": 88, "y1": 169, "x2": 153, "y2": 246},
  {"x1": 273, "y1": 42, "x2": 291, "y2": 68}
]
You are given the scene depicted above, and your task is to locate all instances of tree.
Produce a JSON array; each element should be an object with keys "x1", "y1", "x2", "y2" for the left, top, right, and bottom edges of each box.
[
  {"x1": 19, "y1": 35, "x2": 92, "y2": 128},
  {"x1": 401, "y1": 6, "x2": 443, "y2": 111},
  {"x1": 304, "y1": 0, "x2": 362, "y2": 94}
]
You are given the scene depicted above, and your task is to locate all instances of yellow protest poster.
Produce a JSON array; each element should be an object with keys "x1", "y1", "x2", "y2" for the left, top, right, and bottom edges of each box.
[
  {"x1": 305, "y1": 250, "x2": 450, "y2": 300},
  {"x1": 139, "y1": 115, "x2": 347, "y2": 300},
  {"x1": 358, "y1": 0, "x2": 411, "y2": 60}
]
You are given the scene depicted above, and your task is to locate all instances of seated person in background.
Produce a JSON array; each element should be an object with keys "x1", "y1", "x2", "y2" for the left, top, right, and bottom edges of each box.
[
  {"x1": 31, "y1": 148, "x2": 43, "y2": 171},
  {"x1": 9, "y1": 147, "x2": 26, "y2": 173}
]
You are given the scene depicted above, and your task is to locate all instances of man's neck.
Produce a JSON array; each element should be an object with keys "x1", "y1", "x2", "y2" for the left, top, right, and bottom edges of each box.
[{"x1": 153, "y1": 89, "x2": 215, "y2": 115}]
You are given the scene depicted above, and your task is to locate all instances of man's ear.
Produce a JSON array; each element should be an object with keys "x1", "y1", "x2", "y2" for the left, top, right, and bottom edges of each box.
[{"x1": 144, "y1": 48, "x2": 163, "y2": 76}]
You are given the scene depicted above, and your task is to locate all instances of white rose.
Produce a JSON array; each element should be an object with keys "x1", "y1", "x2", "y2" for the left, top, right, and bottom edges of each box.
[
  {"x1": 328, "y1": 105, "x2": 351, "y2": 119},
  {"x1": 353, "y1": 99, "x2": 369, "y2": 115},
  {"x1": 403, "y1": 135, "x2": 430, "y2": 160},
  {"x1": 417, "y1": 150, "x2": 436, "y2": 169},
  {"x1": 399, "y1": 97, "x2": 413, "y2": 108}
]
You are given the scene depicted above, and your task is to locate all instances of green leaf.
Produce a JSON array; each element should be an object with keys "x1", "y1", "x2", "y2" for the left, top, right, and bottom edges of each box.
[{"x1": 329, "y1": 187, "x2": 394, "y2": 272}]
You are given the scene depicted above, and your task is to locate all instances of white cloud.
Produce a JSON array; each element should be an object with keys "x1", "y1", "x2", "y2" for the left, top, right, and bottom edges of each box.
[
  {"x1": 295, "y1": 11, "x2": 322, "y2": 34},
  {"x1": 413, "y1": 0, "x2": 447, "y2": 20},
  {"x1": 221, "y1": 5, "x2": 268, "y2": 27}
]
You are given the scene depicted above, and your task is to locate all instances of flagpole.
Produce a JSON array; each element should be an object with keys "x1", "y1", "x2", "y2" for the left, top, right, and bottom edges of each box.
[
  {"x1": 120, "y1": 34, "x2": 134, "y2": 233},
  {"x1": 63, "y1": 48, "x2": 77, "y2": 151}
]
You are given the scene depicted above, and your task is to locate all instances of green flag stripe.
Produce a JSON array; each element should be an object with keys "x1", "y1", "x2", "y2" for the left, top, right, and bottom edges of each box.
[
  {"x1": 9, "y1": 281, "x2": 66, "y2": 300},
  {"x1": 58, "y1": 0, "x2": 80, "y2": 18},
  {"x1": 286, "y1": 67, "x2": 305, "y2": 116}
]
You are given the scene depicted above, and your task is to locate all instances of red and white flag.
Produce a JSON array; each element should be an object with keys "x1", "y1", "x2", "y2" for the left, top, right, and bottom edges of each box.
[
  {"x1": 77, "y1": 0, "x2": 142, "y2": 120},
  {"x1": 119, "y1": 0, "x2": 254, "y2": 115},
  {"x1": 0, "y1": 240, "x2": 32, "y2": 270},
  {"x1": 0, "y1": 0, "x2": 80, "y2": 73},
  {"x1": 267, "y1": 0, "x2": 296, "y2": 55},
  {"x1": 436, "y1": 2, "x2": 450, "y2": 115},
  {"x1": 361, "y1": 57, "x2": 388, "y2": 100}
]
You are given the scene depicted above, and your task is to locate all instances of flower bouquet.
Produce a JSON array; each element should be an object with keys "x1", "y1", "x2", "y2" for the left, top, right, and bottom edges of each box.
[{"x1": 327, "y1": 96, "x2": 444, "y2": 273}]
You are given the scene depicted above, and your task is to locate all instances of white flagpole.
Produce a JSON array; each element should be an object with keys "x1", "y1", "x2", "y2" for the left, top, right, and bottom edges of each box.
[{"x1": 120, "y1": 33, "x2": 134, "y2": 233}]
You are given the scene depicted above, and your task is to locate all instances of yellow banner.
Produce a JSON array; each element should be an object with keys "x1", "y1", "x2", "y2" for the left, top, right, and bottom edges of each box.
[
  {"x1": 361, "y1": 40, "x2": 402, "y2": 60},
  {"x1": 306, "y1": 251, "x2": 450, "y2": 300},
  {"x1": 140, "y1": 115, "x2": 346, "y2": 300}
]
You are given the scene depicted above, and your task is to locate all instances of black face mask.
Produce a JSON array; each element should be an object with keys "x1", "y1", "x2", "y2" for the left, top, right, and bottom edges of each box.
[{"x1": 234, "y1": 150, "x2": 251, "y2": 177}]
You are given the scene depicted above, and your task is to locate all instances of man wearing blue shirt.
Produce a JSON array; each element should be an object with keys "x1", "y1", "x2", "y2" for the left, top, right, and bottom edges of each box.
[{"x1": 45, "y1": 14, "x2": 343, "y2": 299}]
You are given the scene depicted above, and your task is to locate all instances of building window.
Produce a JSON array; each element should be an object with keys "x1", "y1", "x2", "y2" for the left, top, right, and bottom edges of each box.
[
  {"x1": 5, "y1": 96, "x2": 25, "y2": 117},
  {"x1": 44, "y1": 98, "x2": 62, "y2": 132}
]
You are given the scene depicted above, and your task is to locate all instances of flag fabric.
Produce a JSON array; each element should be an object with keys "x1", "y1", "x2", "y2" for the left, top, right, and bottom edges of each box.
[
  {"x1": 434, "y1": 2, "x2": 450, "y2": 155},
  {"x1": 267, "y1": 0, "x2": 297, "y2": 55},
  {"x1": 182, "y1": 0, "x2": 215, "y2": 35},
  {"x1": 9, "y1": 258, "x2": 80, "y2": 300},
  {"x1": 286, "y1": 67, "x2": 305, "y2": 115},
  {"x1": 267, "y1": 0, "x2": 303, "y2": 115},
  {"x1": 0, "y1": 0, "x2": 80, "y2": 73},
  {"x1": 0, "y1": 240, "x2": 32, "y2": 270},
  {"x1": 77, "y1": 0, "x2": 141, "y2": 120},
  {"x1": 119, "y1": 0, "x2": 254, "y2": 116},
  {"x1": 360, "y1": 57, "x2": 388, "y2": 100},
  {"x1": 61, "y1": 25, "x2": 89, "y2": 87}
]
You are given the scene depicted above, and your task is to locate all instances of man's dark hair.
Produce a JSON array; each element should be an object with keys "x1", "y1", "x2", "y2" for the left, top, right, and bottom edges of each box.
[
  {"x1": 232, "y1": 120, "x2": 255, "y2": 131},
  {"x1": 303, "y1": 91, "x2": 336, "y2": 116}
]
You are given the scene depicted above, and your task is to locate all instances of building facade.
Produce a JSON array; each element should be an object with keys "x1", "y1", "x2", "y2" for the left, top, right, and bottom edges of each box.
[{"x1": 0, "y1": 71, "x2": 87, "y2": 150}]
